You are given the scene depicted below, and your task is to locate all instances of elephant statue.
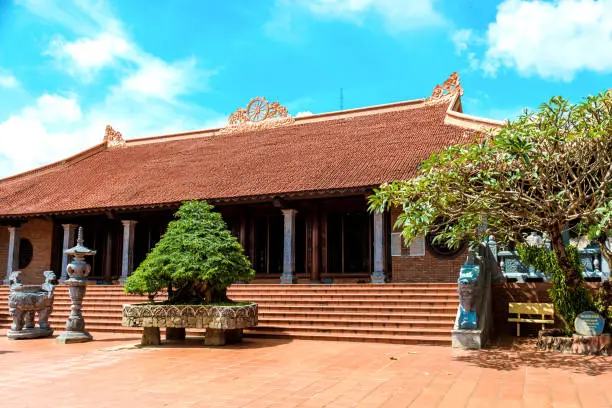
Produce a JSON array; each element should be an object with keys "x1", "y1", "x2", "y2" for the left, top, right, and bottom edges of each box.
[{"x1": 7, "y1": 271, "x2": 56, "y2": 339}]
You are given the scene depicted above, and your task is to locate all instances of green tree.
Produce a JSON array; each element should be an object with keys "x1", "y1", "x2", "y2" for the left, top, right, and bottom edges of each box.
[
  {"x1": 369, "y1": 93, "x2": 612, "y2": 329},
  {"x1": 125, "y1": 201, "x2": 254, "y2": 304}
]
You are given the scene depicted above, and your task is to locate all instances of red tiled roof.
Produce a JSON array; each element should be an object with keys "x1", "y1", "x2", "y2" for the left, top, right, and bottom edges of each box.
[{"x1": 0, "y1": 97, "x2": 500, "y2": 217}]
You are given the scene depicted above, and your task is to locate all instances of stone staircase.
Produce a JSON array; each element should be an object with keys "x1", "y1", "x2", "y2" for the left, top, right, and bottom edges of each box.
[{"x1": 0, "y1": 283, "x2": 458, "y2": 345}]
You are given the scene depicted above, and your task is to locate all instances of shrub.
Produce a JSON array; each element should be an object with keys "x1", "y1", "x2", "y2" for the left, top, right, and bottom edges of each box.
[{"x1": 125, "y1": 201, "x2": 254, "y2": 304}]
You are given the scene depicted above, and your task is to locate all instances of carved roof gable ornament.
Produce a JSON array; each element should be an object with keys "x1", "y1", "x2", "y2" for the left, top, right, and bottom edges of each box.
[
  {"x1": 220, "y1": 97, "x2": 294, "y2": 134},
  {"x1": 104, "y1": 125, "x2": 126, "y2": 147},
  {"x1": 427, "y1": 72, "x2": 463, "y2": 102}
]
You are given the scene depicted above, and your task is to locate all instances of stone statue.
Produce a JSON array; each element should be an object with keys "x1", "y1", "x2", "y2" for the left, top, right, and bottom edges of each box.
[
  {"x1": 457, "y1": 254, "x2": 480, "y2": 330},
  {"x1": 7, "y1": 270, "x2": 56, "y2": 339}
]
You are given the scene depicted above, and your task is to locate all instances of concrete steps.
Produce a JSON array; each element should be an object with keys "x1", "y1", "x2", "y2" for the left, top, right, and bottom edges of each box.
[{"x1": 0, "y1": 283, "x2": 458, "y2": 345}]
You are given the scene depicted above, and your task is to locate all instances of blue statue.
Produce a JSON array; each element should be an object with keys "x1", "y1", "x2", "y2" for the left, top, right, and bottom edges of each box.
[{"x1": 457, "y1": 255, "x2": 480, "y2": 330}]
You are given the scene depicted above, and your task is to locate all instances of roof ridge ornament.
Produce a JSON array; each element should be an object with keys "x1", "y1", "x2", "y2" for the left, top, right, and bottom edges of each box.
[
  {"x1": 220, "y1": 97, "x2": 294, "y2": 134},
  {"x1": 427, "y1": 72, "x2": 463, "y2": 102},
  {"x1": 104, "y1": 125, "x2": 126, "y2": 147}
]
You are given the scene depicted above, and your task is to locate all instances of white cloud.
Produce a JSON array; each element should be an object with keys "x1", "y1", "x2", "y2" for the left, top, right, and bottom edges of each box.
[
  {"x1": 0, "y1": 94, "x2": 85, "y2": 174},
  {"x1": 26, "y1": 0, "x2": 212, "y2": 101},
  {"x1": 117, "y1": 57, "x2": 206, "y2": 102},
  {"x1": 267, "y1": 0, "x2": 445, "y2": 36},
  {"x1": 303, "y1": 0, "x2": 445, "y2": 29},
  {"x1": 451, "y1": 29, "x2": 474, "y2": 55},
  {"x1": 0, "y1": 71, "x2": 19, "y2": 89},
  {"x1": 471, "y1": 0, "x2": 612, "y2": 81},
  {"x1": 0, "y1": 91, "x2": 226, "y2": 178},
  {"x1": 296, "y1": 111, "x2": 314, "y2": 117},
  {"x1": 48, "y1": 32, "x2": 131, "y2": 78},
  {"x1": 0, "y1": 0, "x2": 223, "y2": 178}
]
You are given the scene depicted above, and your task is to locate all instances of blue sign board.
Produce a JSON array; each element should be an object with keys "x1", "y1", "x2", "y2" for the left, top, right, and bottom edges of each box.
[{"x1": 574, "y1": 311, "x2": 605, "y2": 336}]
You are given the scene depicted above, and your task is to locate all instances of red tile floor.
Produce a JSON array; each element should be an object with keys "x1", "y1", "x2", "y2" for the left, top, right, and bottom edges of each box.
[{"x1": 1, "y1": 329, "x2": 611, "y2": 408}]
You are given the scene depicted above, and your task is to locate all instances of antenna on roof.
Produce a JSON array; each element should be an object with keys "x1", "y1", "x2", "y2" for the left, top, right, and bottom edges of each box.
[{"x1": 340, "y1": 88, "x2": 344, "y2": 111}]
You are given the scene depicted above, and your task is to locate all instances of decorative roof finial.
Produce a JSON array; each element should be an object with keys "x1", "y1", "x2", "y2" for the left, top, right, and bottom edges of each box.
[
  {"x1": 428, "y1": 72, "x2": 463, "y2": 101},
  {"x1": 104, "y1": 125, "x2": 126, "y2": 147},
  {"x1": 220, "y1": 97, "x2": 294, "y2": 134}
]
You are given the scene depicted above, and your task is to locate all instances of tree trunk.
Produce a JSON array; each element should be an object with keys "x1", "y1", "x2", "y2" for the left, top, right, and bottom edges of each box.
[{"x1": 549, "y1": 228, "x2": 582, "y2": 286}]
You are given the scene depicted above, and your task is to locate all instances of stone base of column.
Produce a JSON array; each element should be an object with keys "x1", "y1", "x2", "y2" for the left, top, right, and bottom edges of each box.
[
  {"x1": 118, "y1": 276, "x2": 128, "y2": 285},
  {"x1": 280, "y1": 273, "x2": 297, "y2": 284},
  {"x1": 56, "y1": 330, "x2": 93, "y2": 344},
  {"x1": 3, "y1": 278, "x2": 10, "y2": 286},
  {"x1": 205, "y1": 329, "x2": 243, "y2": 346},
  {"x1": 370, "y1": 271, "x2": 386, "y2": 284}
]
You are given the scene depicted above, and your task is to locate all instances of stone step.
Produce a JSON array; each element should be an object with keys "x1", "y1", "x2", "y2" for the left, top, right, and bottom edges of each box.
[
  {"x1": 243, "y1": 330, "x2": 452, "y2": 345},
  {"x1": 0, "y1": 283, "x2": 458, "y2": 345},
  {"x1": 247, "y1": 327, "x2": 451, "y2": 340},
  {"x1": 258, "y1": 311, "x2": 457, "y2": 321},
  {"x1": 255, "y1": 318, "x2": 454, "y2": 329}
]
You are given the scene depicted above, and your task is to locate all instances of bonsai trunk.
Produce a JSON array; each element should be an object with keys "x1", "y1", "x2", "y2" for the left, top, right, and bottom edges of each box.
[
  {"x1": 195, "y1": 281, "x2": 229, "y2": 304},
  {"x1": 549, "y1": 229, "x2": 582, "y2": 287}
]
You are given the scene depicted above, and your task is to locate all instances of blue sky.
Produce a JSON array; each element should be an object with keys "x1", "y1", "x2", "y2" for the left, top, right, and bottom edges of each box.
[{"x1": 0, "y1": 0, "x2": 611, "y2": 178}]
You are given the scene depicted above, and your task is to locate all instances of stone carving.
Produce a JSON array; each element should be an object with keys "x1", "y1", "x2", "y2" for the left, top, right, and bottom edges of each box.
[
  {"x1": 103, "y1": 125, "x2": 126, "y2": 147},
  {"x1": 7, "y1": 270, "x2": 56, "y2": 339},
  {"x1": 457, "y1": 254, "x2": 480, "y2": 330},
  {"x1": 57, "y1": 227, "x2": 96, "y2": 344},
  {"x1": 428, "y1": 72, "x2": 463, "y2": 101},
  {"x1": 122, "y1": 303, "x2": 258, "y2": 346},
  {"x1": 221, "y1": 97, "x2": 294, "y2": 134},
  {"x1": 537, "y1": 329, "x2": 611, "y2": 356}
]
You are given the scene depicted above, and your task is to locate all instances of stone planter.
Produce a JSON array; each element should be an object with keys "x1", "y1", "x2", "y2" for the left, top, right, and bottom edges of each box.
[
  {"x1": 537, "y1": 329, "x2": 611, "y2": 355},
  {"x1": 122, "y1": 303, "x2": 258, "y2": 346}
]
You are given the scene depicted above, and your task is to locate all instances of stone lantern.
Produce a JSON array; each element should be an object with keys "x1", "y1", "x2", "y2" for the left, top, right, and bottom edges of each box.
[{"x1": 57, "y1": 227, "x2": 96, "y2": 344}]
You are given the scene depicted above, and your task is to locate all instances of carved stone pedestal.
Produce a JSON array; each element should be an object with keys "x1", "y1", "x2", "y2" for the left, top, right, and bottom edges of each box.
[
  {"x1": 56, "y1": 330, "x2": 93, "y2": 344},
  {"x1": 123, "y1": 303, "x2": 257, "y2": 347},
  {"x1": 8, "y1": 327, "x2": 53, "y2": 340},
  {"x1": 57, "y1": 227, "x2": 96, "y2": 344},
  {"x1": 7, "y1": 271, "x2": 56, "y2": 340},
  {"x1": 57, "y1": 279, "x2": 93, "y2": 344}
]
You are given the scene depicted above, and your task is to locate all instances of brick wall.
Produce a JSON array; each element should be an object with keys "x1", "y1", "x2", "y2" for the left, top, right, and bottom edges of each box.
[
  {"x1": 492, "y1": 282, "x2": 605, "y2": 338},
  {"x1": 389, "y1": 207, "x2": 465, "y2": 283},
  {"x1": 0, "y1": 228, "x2": 8, "y2": 280},
  {"x1": 19, "y1": 219, "x2": 54, "y2": 285}
]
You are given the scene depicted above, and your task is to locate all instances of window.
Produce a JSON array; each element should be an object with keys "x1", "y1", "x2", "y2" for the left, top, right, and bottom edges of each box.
[
  {"x1": 426, "y1": 231, "x2": 465, "y2": 258},
  {"x1": 18, "y1": 238, "x2": 33, "y2": 269},
  {"x1": 253, "y1": 215, "x2": 284, "y2": 274},
  {"x1": 391, "y1": 233, "x2": 425, "y2": 257}
]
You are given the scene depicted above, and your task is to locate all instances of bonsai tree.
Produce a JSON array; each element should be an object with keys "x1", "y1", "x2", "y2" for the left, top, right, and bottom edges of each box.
[
  {"x1": 125, "y1": 200, "x2": 254, "y2": 304},
  {"x1": 369, "y1": 92, "x2": 612, "y2": 330}
]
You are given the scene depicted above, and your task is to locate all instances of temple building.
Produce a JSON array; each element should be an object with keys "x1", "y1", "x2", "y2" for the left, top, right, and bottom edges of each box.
[{"x1": 0, "y1": 73, "x2": 503, "y2": 285}]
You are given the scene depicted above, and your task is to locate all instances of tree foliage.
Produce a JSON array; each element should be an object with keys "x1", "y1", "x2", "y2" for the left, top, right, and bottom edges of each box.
[
  {"x1": 369, "y1": 93, "x2": 612, "y2": 287},
  {"x1": 125, "y1": 201, "x2": 254, "y2": 304}
]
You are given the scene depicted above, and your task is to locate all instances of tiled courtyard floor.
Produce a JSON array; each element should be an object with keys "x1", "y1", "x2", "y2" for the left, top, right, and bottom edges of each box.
[{"x1": 1, "y1": 330, "x2": 611, "y2": 408}]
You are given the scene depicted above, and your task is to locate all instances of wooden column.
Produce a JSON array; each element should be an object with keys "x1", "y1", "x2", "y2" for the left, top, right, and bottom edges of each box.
[
  {"x1": 239, "y1": 211, "x2": 247, "y2": 249},
  {"x1": 248, "y1": 216, "x2": 255, "y2": 264},
  {"x1": 119, "y1": 220, "x2": 137, "y2": 284},
  {"x1": 60, "y1": 224, "x2": 77, "y2": 282},
  {"x1": 371, "y1": 212, "x2": 385, "y2": 284},
  {"x1": 310, "y1": 210, "x2": 321, "y2": 282},
  {"x1": 280, "y1": 209, "x2": 298, "y2": 284},
  {"x1": 3, "y1": 226, "x2": 20, "y2": 285}
]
